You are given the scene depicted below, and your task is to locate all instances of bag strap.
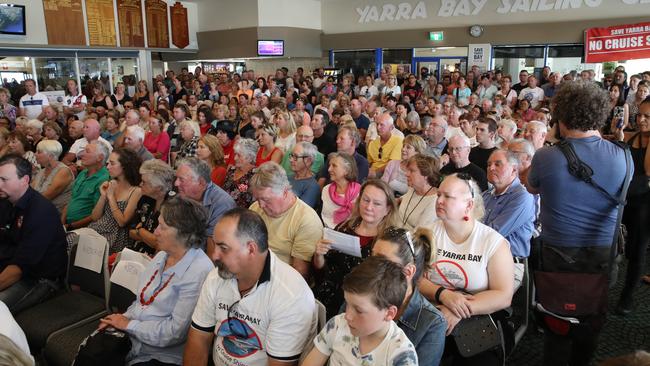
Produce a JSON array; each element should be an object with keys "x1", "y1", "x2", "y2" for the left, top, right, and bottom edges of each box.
[{"x1": 556, "y1": 139, "x2": 632, "y2": 266}]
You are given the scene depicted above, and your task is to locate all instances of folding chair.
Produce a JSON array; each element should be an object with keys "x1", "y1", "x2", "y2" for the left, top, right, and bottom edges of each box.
[
  {"x1": 16, "y1": 228, "x2": 111, "y2": 353},
  {"x1": 43, "y1": 257, "x2": 144, "y2": 366}
]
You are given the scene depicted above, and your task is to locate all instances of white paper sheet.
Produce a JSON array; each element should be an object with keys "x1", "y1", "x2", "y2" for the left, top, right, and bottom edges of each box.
[
  {"x1": 323, "y1": 228, "x2": 362, "y2": 258},
  {"x1": 73, "y1": 229, "x2": 107, "y2": 273},
  {"x1": 118, "y1": 248, "x2": 152, "y2": 267},
  {"x1": 110, "y1": 260, "x2": 146, "y2": 295}
]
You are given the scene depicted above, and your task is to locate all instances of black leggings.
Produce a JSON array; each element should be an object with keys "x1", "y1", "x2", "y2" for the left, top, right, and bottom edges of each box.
[{"x1": 621, "y1": 194, "x2": 650, "y2": 299}]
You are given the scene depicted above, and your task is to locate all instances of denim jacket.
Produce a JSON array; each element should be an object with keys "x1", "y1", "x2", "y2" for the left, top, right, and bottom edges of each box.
[{"x1": 397, "y1": 288, "x2": 447, "y2": 366}]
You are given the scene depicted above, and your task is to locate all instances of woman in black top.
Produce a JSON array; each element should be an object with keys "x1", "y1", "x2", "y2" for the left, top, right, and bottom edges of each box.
[
  {"x1": 133, "y1": 80, "x2": 153, "y2": 108},
  {"x1": 91, "y1": 81, "x2": 114, "y2": 110},
  {"x1": 616, "y1": 96, "x2": 650, "y2": 315},
  {"x1": 110, "y1": 82, "x2": 132, "y2": 108}
]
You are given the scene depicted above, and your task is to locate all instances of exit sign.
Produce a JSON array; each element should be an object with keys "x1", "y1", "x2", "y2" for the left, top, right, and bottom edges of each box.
[{"x1": 429, "y1": 31, "x2": 444, "y2": 41}]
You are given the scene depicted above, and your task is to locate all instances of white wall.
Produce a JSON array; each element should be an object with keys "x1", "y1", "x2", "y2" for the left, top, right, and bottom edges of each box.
[
  {"x1": 322, "y1": 0, "x2": 650, "y2": 34},
  {"x1": 0, "y1": 0, "x2": 48, "y2": 45},
  {"x1": 196, "y1": 0, "x2": 259, "y2": 32},
  {"x1": 244, "y1": 57, "x2": 329, "y2": 78},
  {"x1": 258, "y1": 0, "x2": 321, "y2": 29},
  {"x1": 0, "y1": 0, "x2": 199, "y2": 49}
]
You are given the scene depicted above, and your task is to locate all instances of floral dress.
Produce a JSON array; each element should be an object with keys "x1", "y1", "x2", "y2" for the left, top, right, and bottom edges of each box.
[
  {"x1": 222, "y1": 166, "x2": 256, "y2": 208},
  {"x1": 313, "y1": 223, "x2": 375, "y2": 318}
]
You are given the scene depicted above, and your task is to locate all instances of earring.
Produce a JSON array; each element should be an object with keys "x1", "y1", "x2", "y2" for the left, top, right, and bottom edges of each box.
[{"x1": 463, "y1": 215, "x2": 470, "y2": 221}]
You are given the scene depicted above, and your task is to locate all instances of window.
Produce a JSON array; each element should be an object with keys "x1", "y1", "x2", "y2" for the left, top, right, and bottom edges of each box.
[
  {"x1": 33, "y1": 57, "x2": 76, "y2": 91},
  {"x1": 333, "y1": 50, "x2": 376, "y2": 80},
  {"x1": 493, "y1": 46, "x2": 545, "y2": 77}
]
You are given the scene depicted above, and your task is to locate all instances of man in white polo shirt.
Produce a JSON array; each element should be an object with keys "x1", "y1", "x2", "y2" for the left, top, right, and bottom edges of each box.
[
  {"x1": 184, "y1": 208, "x2": 317, "y2": 366},
  {"x1": 19, "y1": 79, "x2": 49, "y2": 120}
]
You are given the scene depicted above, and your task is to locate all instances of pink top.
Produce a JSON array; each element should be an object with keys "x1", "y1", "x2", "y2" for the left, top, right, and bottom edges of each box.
[{"x1": 143, "y1": 131, "x2": 171, "y2": 162}]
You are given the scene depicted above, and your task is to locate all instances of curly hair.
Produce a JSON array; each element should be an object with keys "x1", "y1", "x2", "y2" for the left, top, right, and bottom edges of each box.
[
  {"x1": 113, "y1": 148, "x2": 142, "y2": 186},
  {"x1": 551, "y1": 80, "x2": 610, "y2": 131}
]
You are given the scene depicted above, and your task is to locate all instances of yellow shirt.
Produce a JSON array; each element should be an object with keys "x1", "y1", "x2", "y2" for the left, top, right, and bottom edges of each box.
[
  {"x1": 367, "y1": 135, "x2": 403, "y2": 170},
  {"x1": 250, "y1": 198, "x2": 323, "y2": 264}
]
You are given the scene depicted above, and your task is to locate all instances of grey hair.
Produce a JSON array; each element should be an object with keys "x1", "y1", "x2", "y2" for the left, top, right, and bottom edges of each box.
[
  {"x1": 526, "y1": 120, "x2": 548, "y2": 133},
  {"x1": 179, "y1": 120, "x2": 198, "y2": 137},
  {"x1": 338, "y1": 125, "x2": 361, "y2": 147},
  {"x1": 498, "y1": 119, "x2": 517, "y2": 133},
  {"x1": 139, "y1": 159, "x2": 175, "y2": 193},
  {"x1": 491, "y1": 148, "x2": 520, "y2": 170},
  {"x1": 449, "y1": 133, "x2": 471, "y2": 148},
  {"x1": 36, "y1": 139, "x2": 63, "y2": 159},
  {"x1": 508, "y1": 138, "x2": 536, "y2": 159},
  {"x1": 26, "y1": 119, "x2": 43, "y2": 132},
  {"x1": 421, "y1": 115, "x2": 433, "y2": 129},
  {"x1": 176, "y1": 157, "x2": 212, "y2": 184},
  {"x1": 234, "y1": 138, "x2": 259, "y2": 164},
  {"x1": 126, "y1": 125, "x2": 145, "y2": 142},
  {"x1": 220, "y1": 207, "x2": 269, "y2": 252},
  {"x1": 90, "y1": 140, "x2": 110, "y2": 165},
  {"x1": 296, "y1": 141, "x2": 317, "y2": 161},
  {"x1": 250, "y1": 161, "x2": 291, "y2": 195},
  {"x1": 406, "y1": 111, "x2": 420, "y2": 124},
  {"x1": 160, "y1": 196, "x2": 208, "y2": 249}
]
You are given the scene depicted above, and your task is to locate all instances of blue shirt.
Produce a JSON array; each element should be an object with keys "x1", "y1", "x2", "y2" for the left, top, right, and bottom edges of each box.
[
  {"x1": 202, "y1": 182, "x2": 237, "y2": 238},
  {"x1": 124, "y1": 248, "x2": 214, "y2": 365},
  {"x1": 482, "y1": 177, "x2": 536, "y2": 257},
  {"x1": 528, "y1": 136, "x2": 629, "y2": 247},
  {"x1": 353, "y1": 114, "x2": 370, "y2": 130},
  {"x1": 397, "y1": 288, "x2": 446, "y2": 366},
  {"x1": 289, "y1": 176, "x2": 321, "y2": 208}
]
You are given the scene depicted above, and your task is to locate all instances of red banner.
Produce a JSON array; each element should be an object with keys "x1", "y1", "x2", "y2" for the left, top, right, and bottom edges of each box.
[{"x1": 585, "y1": 22, "x2": 650, "y2": 63}]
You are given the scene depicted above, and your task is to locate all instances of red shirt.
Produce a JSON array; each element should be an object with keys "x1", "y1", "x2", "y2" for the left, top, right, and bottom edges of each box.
[
  {"x1": 143, "y1": 131, "x2": 171, "y2": 162},
  {"x1": 222, "y1": 139, "x2": 235, "y2": 167}
]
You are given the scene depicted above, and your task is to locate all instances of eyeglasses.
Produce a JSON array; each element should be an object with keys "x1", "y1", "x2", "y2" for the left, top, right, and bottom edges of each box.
[
  {"x1": 289, "y1": 153, "x2": 308, "y2": 160},
  {"x1": 456, "y1": 173, "x2": 475, "y2": 198},
  {"x1": 378, "y1": 146, "x2": 383, "y2": 159}
]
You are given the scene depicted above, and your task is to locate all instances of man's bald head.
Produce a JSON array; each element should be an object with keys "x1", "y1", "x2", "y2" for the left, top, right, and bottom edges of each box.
[
  {"x1": 126, "y1": 110, "x2": 140, "y2": 126},
  {"x1": 83, "y1": 119, "x2": 101, "y2": 140},
  {"x1": 296, "y1": 125, "x2": 314, "y2": 143}
]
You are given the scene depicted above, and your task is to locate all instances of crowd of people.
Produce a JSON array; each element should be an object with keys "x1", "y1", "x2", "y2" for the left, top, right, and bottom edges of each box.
[{"x1": 0, "y1": 62, "x2": 649, "y2": 366}]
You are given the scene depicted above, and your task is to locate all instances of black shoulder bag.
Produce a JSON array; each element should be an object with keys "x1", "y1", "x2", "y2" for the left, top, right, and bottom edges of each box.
[{"x1": 534, "y1": 139, "x2": 632, "y2": 318}]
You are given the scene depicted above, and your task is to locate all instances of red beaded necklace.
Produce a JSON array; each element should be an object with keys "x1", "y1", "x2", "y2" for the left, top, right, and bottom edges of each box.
[{"x1": 139, "y1": 269, "x2": 175, "y2": 306}]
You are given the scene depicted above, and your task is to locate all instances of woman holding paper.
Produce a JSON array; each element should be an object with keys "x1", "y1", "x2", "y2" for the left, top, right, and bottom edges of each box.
[
  {"x1": 98, "y1": 196, "x2": 214, "y2": 366},
  {"x1": 313, "y1": 179, "x2": 400, "y2": 318},
  {"x1": 320, "y1": 152, "x2": 361, "y2": 229}
]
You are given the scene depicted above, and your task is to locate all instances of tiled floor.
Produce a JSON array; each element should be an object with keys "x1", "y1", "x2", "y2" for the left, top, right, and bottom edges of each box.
[{"x1": 507, "y1": 259, "x2": 650, "y2": 365}]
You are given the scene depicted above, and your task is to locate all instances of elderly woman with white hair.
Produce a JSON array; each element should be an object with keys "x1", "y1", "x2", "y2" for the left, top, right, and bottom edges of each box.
[
  {"x1": 128, "y1": 159, "x2": 177, "y2": 256},
  {"x1": 497, "y1": 119, "x2": 517, "y2": 148},
  {"x1": 31, "y1": 139, "x2": 74, "y2": 213},
  {"x1": 25, "y1": 119, "x2": 44, "y2": 150},
  {"x1": 222, "y1": 137, "x2": 258, "y2": 208}
]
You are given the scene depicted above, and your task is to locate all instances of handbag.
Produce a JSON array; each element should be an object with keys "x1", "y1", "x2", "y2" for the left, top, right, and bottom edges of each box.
[
  {"x1": 451, "y1": 314, "x2": 503, "y2": 357},
  {"x1": 73, "y1": 327, "x2": 132, "y2": 366},
  {"x1": 534, "y1": 140, "x2": 632, "y2": 319}
]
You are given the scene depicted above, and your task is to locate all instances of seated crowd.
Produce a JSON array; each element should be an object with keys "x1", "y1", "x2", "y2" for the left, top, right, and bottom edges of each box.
[{"x1": 0, "y1": 63, "x2": 649, "y2": 366}]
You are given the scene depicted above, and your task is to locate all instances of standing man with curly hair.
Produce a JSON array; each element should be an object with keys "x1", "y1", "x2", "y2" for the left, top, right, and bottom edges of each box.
[{"x1": 522, "y1": 81, "x2": 630, "y2": 366}]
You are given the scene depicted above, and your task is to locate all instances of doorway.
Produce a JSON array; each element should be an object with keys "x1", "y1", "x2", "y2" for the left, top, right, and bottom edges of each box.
[{"x1": 412, "y1": 57, "x2": 467, "y2": 80}]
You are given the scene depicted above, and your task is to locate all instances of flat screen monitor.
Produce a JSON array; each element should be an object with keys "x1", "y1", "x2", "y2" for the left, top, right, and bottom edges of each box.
[
  {"x1": 257, "y1": 40, "x2": 284, "y2": 57},
  {"x1": 0, "y1": 4, "x2": 25, "y2": 35}
]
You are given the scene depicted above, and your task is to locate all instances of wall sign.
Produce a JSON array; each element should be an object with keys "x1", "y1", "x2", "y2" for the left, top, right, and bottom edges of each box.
[
  {"x1": 43, "y1": 0, "x2": 86, "y2": 45},
  {"x1": 117, "y1": 0, "x2": 145, "y2": 47},
  {"x1": 170, "y1": 2, "x2": 189, "y2": 49},
  {"x1": 145, "y1": 0, "x2": 169, "y2": 48},
  {"x1": 86, "y1": 0, "x2": 117, "y2": 46},
  {"x1": 468, "y1": 43, "x2": 491, "y2": 73},
  {"x1": 585, "y1": 22, "x2": 650, "y2": 62}
]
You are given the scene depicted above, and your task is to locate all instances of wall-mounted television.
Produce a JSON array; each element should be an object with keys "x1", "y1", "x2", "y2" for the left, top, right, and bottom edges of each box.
[
  {"x1": 257, "y1": 40, "x2": 284, "y2": 57},
  {"x1": 0, "y1": 4, "x2": 26, "y2": 35}
]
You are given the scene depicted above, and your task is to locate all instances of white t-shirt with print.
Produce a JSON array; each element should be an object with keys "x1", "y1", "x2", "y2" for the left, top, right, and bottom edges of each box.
[
  {"x1": 191, "y1": 251, "x2": 317, "y2": 366},
  {"x1": 314, "y1": 313, "x2": 418, "y2": 366},
  {"x1": 19, "y1": 92, "x2": 49, "y2": 119},
  {"x1": 63, "y1": 94, "x2": 88, "y2": 120},
  {"x1": 518, "y1": 87, "x2": 545, "y2": 109}
]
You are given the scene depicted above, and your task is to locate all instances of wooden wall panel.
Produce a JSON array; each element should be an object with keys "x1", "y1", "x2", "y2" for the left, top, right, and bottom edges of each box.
[
  {"x1": 145, "y1": 0, "x2": 169, "y2": 48},
  {"x1": 117, "y1": 0, "x2": 145, "y2": 47},
  {"x1": 86, "y1": 0, "x2": 117, "y2": 46},
  {"x1": 43, "y1": 0, "x2": 86, "y2": 45}
]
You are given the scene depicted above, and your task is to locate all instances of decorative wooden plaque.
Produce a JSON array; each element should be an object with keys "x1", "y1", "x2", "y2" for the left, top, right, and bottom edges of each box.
[
  {"x1": 42, "y1": 0, "x2": 86, "y2": 45},
  {"x1": 117, "y1": 0, "x2": 145, "y2": 47},
  {"x1": 86, "y1": 0, "x2": 117, "y2": 46},
  {"x1": 170, "y1": 2, "x2": 189, "y2": 49},
  {"x1": 145, "y1": 0, "x2": 169, "y2": 48}
]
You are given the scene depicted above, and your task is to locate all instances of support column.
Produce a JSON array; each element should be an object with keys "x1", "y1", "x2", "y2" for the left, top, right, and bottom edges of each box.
[{"x1": 138, "y1": 50, "x2": 153, "y2": 84}]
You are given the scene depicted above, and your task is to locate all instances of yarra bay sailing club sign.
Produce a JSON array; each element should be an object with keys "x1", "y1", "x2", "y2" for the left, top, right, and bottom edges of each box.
[{"x1": 356, "y1": 0, "x2": 649, "y2": 23}]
